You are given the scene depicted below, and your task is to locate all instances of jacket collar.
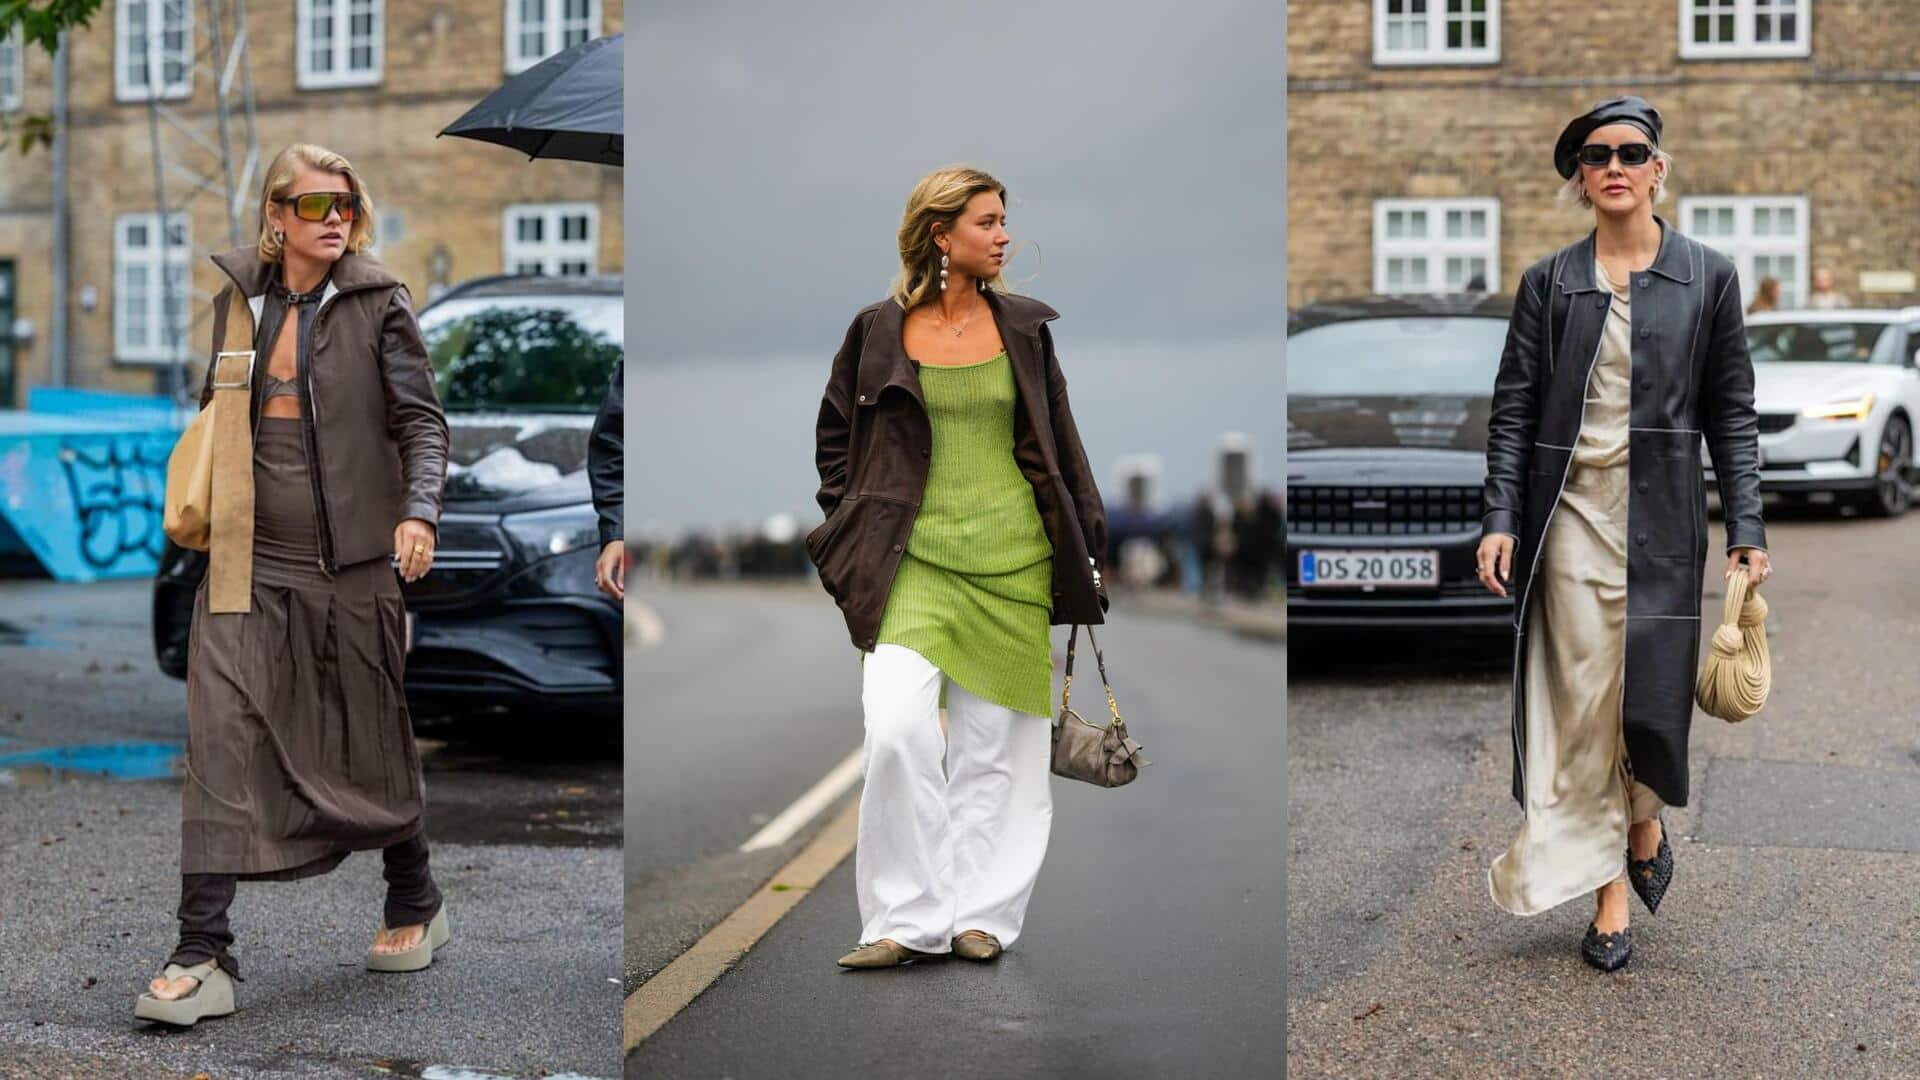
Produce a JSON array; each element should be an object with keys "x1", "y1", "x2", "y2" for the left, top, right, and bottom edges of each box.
[
  {"x1": 1556, "y1": 214, "x2": 1694, "y2": 293},
  {"x1": 210, "y1": 246, "x2": 400, "y2": 301},
  {"x1": 855, "y1": 289, "x2": 1061, "y2": 408}
]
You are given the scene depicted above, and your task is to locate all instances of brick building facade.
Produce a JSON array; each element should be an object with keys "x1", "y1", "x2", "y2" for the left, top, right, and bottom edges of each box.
[
  {"x1": 0, "y1": 0, "x2": 624, "y2": 407},
  {"x1": 1288, "y1": 0, "x2": 1920, "y2": 312}
]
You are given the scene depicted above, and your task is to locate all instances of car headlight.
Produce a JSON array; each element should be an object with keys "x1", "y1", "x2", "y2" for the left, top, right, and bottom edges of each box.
[
  {"x1": 1803, "y1": 393, "x2": 1874, "y2": 421},
  {"x1": 501, "y1": 503, "x2": 600, "y2": 560}
]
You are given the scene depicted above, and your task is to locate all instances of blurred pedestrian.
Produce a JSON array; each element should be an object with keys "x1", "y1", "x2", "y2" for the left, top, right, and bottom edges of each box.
[
  {"x1": 139, "y1": 144, "x2": 452, "y2": 1026},
  {"x1": 1229, "y1": 493, "x2": 1263, "y2": 599},
  {"x1": 589, "y1": 360, "x2": 625, "y2": 599},
  {"x1": 1746, "y1": 274, "x2": 1781, "y2": 314},
  {"x1": 1807, "y1": 266, "x2": 1851, "y2": 309},
  {"x1": 1189, "y1": 490, "x2": 1219, "y2": 601},
  {"x1": 1254, "y1": 489, "x2": 1283, "y2": 595},
  {"x1": 1479, "y1": 97, "x2": 1770, "y2": 972},
  {"x1": 807, "y1": 165, "x2": 1109, "y2": 970}
]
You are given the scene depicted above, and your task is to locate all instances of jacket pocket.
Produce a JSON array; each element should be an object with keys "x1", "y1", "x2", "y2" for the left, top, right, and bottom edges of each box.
[{"x1": 805, "y1": 495, "x2": 863, "y2": 601}]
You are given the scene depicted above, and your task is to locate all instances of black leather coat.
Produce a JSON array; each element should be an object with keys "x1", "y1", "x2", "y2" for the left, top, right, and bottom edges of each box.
[
  {"x1": 1481, "y1": 216, "x2": 1767, "y2": 808},
  {"x1": 589, "y1": 361, "x2": 623, "y2": 546}
]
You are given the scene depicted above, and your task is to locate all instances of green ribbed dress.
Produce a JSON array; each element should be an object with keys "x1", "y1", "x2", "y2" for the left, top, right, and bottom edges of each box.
[{"x1": 871, "y1": 351, "x2": 1056, "y2": 719}]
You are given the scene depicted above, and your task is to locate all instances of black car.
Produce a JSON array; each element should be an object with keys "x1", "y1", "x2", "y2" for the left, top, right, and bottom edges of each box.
[
  {"x1": 152, "y1": 273, "x2": 624, "y2": 718},
  {"x1": 1286, "y1": 294, "x2": 1514, "y2": 631}
]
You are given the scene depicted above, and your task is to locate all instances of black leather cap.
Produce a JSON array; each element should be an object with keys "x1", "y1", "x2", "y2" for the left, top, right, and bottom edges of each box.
[{"x1": 1554, "y1": 96, "x2": 1663, "y2": 179}]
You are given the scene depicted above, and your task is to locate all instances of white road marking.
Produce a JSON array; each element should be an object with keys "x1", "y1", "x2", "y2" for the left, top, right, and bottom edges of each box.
[
  {"x1": 738, "y1": 746, "x2": 864, "y2": 853},
  {"x1": 625, "y1": 598, "x2": 665, "y2": 649}
]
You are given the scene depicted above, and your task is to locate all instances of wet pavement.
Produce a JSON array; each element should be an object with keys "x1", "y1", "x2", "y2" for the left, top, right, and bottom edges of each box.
[
  {"x1": 0, "y1": 577, "x2": 623, "y2": 1078},
  {"x1": 1287, "y1": 509, "x2": 1920, "y2": 1075}
]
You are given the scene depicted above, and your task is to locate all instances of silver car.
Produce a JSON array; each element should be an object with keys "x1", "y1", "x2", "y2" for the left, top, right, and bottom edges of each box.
[{"x1": 1710, "y1": 306, "x2": 1920, "y2": 517}]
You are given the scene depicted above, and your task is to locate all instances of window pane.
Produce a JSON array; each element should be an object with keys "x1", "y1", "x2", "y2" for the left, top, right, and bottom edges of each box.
[
  {"x1": 1407, "y1": 210, "x2": 1427, "y2": 236},
  {"x1": 1387, "y1": 21, "x2": 1406, "y2": 50},
  {"x1": 1754, "y1": 206, "x2": 1772, "y2": 235},
  {"x1": 1775, "y1": 205, "x2": 1796, "y2": 234},
  {"x1": 560, "y1": 215, "x2": 587, "y2": 242},
  {"x1": 1447, "y1": 20, "x2": 1462, "y2": 48},
  {"x1": 1470, "y1": 20, "x2": 1485, "y2": 48},
  {"x1": 517, "y1": 216, "x2": 543, "y2": 242}
]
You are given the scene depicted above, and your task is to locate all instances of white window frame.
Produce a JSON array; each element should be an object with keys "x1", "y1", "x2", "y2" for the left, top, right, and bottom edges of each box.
[
  {"x1": 114, "y1": 212, "x2": 192, "y2": 365},
  {"x1": 1679, "y1": 195, "x2": 1811, "y2": 309},
  {"x1": 1372, "y1": 197, "x2": 1501, "y2": 296},
  {"x1": 1373, "y1": 0, "x2": 1500, "y2": 66},
  {"x1": 115, "y1": 0, "x2": 194, "y2": 103},
  {"x1": 502, "y1": 203, "x2": 599, "y2": 277},
  {"x1": 504, "y1": 0, "x2": 602, "y2": 75},
  {"x1": 1679, "y1": 0, "x2": 1811, "y2": 60},
  {"x1": 297, "y1": 0, "x2": 384, "y2": 89},
  {"x1": 0, "y1": 27, "x2": 22, "y2": 113}
]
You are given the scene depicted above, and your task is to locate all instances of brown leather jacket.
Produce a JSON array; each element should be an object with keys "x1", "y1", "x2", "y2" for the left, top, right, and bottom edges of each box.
[
  {"x1": 199, "y1": 247, "x2": 450, "y2": 573},
  {"x1": 807, "y1": 290, "x2": 1109, "y2": 651}
]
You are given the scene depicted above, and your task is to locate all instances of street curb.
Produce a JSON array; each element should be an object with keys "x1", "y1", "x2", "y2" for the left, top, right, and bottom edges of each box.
[{"x1": 622, "y1": 796, "x2": 861, "y2": 1054}]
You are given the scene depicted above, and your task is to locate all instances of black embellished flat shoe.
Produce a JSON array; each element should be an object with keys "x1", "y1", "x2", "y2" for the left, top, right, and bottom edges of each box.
[
  {"x1": 1628, "y1": 818, "x2": 1673, "y2": 914},
  {"x1": 1581, "y1": 924, "x2": 1632, "y2": 972}
]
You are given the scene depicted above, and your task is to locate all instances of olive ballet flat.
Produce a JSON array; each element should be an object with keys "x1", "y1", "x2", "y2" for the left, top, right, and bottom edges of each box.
[
  {"x1": 1628, "y1": 818, "x2": 1674, "y2": 914},
  {"x1": 836, "y1": 939, "x2": 935, "y2": 969},
  {"x1": 134, "y1": 960, "x2": 236, "y2": 1027},
  {"x1": 951, "y1": 930, "x2": 1003, "y2": 962},
  {"x1": 1580, "y1": 924, "x2": 1632, "y2": 972}
]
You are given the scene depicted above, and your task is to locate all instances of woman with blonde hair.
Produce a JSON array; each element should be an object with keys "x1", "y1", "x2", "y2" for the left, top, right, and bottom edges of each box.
[
  {"x1": 1747, "y1": 275, "x2": 1782, "y2": 315},
  {"x1": 806, "y1": 165, "x2": 1109, "y2": 968},
  {"x1": 1477, "y1": 97, "x2": 1770, "y2": 971},
  {"x1": 136, "y1": 143, "x2": 451, "y2": 1025}
]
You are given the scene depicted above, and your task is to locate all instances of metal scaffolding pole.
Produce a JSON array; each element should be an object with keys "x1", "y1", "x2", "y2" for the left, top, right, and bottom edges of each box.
[{"x1": 142, "y1": 0, "x2": 258, "y2": 403}]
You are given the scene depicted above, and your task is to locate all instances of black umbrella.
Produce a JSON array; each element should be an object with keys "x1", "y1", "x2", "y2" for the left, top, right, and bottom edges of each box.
[{"x1": 440, "y1": 33, "x2": 622, "y2": 166}]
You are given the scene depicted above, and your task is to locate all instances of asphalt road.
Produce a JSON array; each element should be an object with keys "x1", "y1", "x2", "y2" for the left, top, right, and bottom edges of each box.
[
  {"x1": 0, "y1": 577, "x2": 623, "y2": 1079},
  {"x1": 1287, "y1": 505, "x2": 1920, "y2": 1076},
  {"x1": 624, "y1": 578, "x2": 1286, "y2": 1077}
]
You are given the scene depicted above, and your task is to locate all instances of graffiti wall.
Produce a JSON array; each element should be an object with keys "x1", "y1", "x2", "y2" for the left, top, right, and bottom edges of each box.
[{"x1": 0, "y1": 394, "x2": 185, "y2": 581}]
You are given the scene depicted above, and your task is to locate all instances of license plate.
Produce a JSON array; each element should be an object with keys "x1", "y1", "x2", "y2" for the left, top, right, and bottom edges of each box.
[
  {"x1": 1298, "y1": 548, "x2": 1440, "y2": 588},
  {"x1": 404, "y1": 611, "x2": 416, "y2": 654}
]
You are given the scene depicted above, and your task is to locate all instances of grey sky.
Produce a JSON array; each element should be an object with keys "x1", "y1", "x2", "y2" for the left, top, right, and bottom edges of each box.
[{"x1": 628, "y1": 0, "x2": 1286, "y2": 532}]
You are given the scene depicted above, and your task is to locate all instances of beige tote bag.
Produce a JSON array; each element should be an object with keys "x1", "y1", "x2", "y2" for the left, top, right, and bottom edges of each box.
[{"x1": 163, "y1": 286, "x2": 258, "y2": 613}]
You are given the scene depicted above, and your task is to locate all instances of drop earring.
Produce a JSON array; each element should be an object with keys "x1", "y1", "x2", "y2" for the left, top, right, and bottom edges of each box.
[{"x1": 939, "y1": 251, "x2": 949, "y2": 293}]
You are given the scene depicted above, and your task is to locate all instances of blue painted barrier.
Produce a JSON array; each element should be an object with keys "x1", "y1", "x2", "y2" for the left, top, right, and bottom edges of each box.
[{"x1": 0, "y1": 394, "x2": 188, "y2": 581}]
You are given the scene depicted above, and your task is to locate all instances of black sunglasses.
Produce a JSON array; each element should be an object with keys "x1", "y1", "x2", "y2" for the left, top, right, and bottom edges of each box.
[
  {"x1": 1577, "y1": 142, "x2": 1656, "y2": 168},
  {"x1": 275, "y1": 191, "x2": 361, "y2": 222}
]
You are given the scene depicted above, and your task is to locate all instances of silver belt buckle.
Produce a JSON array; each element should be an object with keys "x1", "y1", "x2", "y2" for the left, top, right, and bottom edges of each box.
[{"x1": 210, "y1": 349, "x2": 256, "y2": 389}]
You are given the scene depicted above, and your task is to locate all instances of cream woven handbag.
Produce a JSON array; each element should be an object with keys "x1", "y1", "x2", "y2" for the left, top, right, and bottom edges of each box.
[
  {"x1": 1696, "y1": 563, "x2": 1770, "y2": 722},
  {"x1": 163, "y1": 287, "x2": 258, "y2": 613}
]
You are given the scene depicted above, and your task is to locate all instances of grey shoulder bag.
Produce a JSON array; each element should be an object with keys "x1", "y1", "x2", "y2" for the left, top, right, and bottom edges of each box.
[{"x1": 1052, "y1": 624, "x2": 1150, "y2": 787}]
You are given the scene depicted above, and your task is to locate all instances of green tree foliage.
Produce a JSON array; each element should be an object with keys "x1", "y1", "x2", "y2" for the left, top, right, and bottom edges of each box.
[{"x1": 0, "y1": 0, "x2": 105, "y2": 155}]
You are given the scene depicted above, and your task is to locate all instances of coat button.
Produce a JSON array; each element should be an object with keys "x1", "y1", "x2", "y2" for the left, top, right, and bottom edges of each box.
[
  {"x1": 1595, "y1": 297, "x2": 1608, "y2": 308},
  {"x1": 1637, "y1": 276, "x2": 1650, "y2": 288},
  {"x1": 1639, "y1": 378, "x2": 1651, "y2": 390},
  {"x1": 857, "y1": 393, "x2": 868, "y2": 403},
  {"x1": 921, "y1": 449, "x2": 930, "y2": 458},
  {"x1": 1637, "y1": 480, "x2": 1649, "y2": 493},
  {"x1": 1639, "y1": 326, "x2": 1651, "y2": 338},
  {"x1": 1636, "y1": 531, "x2": 1649, "y2": 544}
]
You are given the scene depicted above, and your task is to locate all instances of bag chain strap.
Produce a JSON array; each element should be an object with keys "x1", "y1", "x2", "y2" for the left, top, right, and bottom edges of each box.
[{"x1": 1060, "y1": 624, "x2": 1124, "y2": 728}]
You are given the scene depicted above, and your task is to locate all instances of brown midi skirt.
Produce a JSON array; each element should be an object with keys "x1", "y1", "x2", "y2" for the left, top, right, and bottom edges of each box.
[{"x1": 180, "y1": 416, "x2": 425, "y2": 879}]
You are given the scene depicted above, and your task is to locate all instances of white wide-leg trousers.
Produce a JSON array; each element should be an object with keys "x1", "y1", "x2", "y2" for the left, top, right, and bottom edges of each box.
[{"x1": 855, "y1": 643, "x2": 1054, "y2": 954}]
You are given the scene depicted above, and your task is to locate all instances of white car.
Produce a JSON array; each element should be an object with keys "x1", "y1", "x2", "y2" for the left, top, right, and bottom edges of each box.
[{"x1": 1710, "y1": 307, "x2": 1920, "y2": 517}]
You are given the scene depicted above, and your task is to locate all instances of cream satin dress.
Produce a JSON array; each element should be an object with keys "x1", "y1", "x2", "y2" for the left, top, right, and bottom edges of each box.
[{"x1": 1490, "y1": 256, "x2": 1665, "y2": 916}]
